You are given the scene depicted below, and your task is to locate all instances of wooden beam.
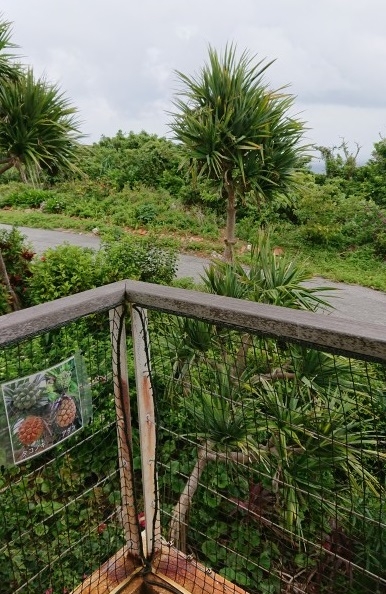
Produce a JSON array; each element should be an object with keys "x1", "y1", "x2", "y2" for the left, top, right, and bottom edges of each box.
[
  {"x1": 123, "y1": 281, "x2": 386, "y2": 362},
  {"x1": 1, "y1": 278, "x2": 385, "y2": 362},
  {"x1": 0, "y1": 281, "x2": 127, "y2": 345}
]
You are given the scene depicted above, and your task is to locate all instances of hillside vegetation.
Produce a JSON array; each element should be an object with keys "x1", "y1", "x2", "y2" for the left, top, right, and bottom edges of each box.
[{"x1": 0, "y1": 131, "x2": 386, "y2": 290}]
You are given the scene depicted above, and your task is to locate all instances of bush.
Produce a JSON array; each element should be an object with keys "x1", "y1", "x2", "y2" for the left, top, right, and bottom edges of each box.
[
  {"x1": 40, "y1": 193, "x2": 67, "y2": 213},
  {"x1": 294, "y1": 177, "x2": 386, "y2": 251},
  {"x1": 0, "y1": 187, "x2": 52, "y2": 208},
  {"x1": 0, "y1": 227, "x2": 34, "y2": 313},
  {"x1": 27, "y1": 235, "x2": 178, "y2": 305},
  {"x1": 28, "y1": 245, "x2": 100, "y2": 304},
  {"x1": 101, "y1": 235, "x2": 178, "y2": 285},
  {"x1": 134, "y1": 203, "x2": 159, "y2": 225}
]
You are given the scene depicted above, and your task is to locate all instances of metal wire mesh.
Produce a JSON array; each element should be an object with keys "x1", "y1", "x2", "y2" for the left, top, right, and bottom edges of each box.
[
  {"x1": 0, "y1": 309, "x2": 142, "y2": 594},
  {"x1": 1, "y1": 283, "x2": 386, "y2": 594},
  {"x1": 146, "y1": 311, "x2": 386, "y2": 594}
]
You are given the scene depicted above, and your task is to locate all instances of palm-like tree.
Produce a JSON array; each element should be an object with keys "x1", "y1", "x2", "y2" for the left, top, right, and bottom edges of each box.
[
  {"x1": 0, "y1": 69, "x2": 83, "y2": 182},
  {"x1": 0, "y1": 18, "x2": 21, "y2": 84},
  {"x1": 0, "y1": 17, "x2": 22, "y2": 311},
  {"x1": 170, "y1": 44, "x2": 306, "y2": 261},
  {"x1": 0, "y1": 17, "x2": 82, "y2": 310},
  {"x1": 202, "y1": 229, "x2": 333, "y2": 311}
]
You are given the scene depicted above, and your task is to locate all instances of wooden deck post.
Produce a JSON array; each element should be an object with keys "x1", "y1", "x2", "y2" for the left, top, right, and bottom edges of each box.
[
  {"x1": 109, "y1": 306, "x2": 142, "y2": 556},
  {"x1": 131, "y1": 305, "x2": 161, "y2": 558}
]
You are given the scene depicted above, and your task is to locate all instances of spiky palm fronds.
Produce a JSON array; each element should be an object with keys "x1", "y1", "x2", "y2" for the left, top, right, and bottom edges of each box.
[
  {"x1": 0, "y1": 17, "x2": 21, "y2": 85},
  {"x1": 202, "y1": 228, "x2": 334, "y2": 311},
  {"x1": 0, "y1": 69, "x2": 83, "y2": 182},
  {"x1": 171, "y1": 44, "x2": 306, "y2": 260}
]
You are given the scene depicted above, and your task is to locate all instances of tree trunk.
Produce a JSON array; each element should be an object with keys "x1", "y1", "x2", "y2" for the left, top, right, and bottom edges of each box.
[
  {"x1": 169, "y1": 449, "x2": 208, "y2": 552},
  {"x1": 223, "y1": 183, "x2": 236, "y2": 262},
  {"x1": 169, "y1": 446, "x2": 254, "y2": 552},
  {"x1": 0, "y1": 160, "x2": 14, "y2": 176},
  {"x1": 0, "y1": 249, "x2": 21, "y2": 311},
  {"x1": 15, "y1": 160, "x2": 28, "y2": 183}
]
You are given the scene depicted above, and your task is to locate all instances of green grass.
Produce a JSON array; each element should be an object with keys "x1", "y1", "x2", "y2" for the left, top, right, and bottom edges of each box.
[
  {"x1": 299, "y1": 246, "x2": 386, "y2": 290},
  {"x1": 1, "y1": 208, "x2": 386, "y2": 292},
  {"x1": 0, "y1": 209, "x2": 101, "y2": 232}
]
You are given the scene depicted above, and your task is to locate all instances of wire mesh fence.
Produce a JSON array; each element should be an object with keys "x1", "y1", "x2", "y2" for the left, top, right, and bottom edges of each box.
[
  {"x1": 0, "y1": 306, "x2": 143, "y2": 594},
  {"x1": 145, "y1": 308, "x2": 386, "y2": 594},
  {"x1": 0, "y1": 281, "x2": 385, "y2": 594}
]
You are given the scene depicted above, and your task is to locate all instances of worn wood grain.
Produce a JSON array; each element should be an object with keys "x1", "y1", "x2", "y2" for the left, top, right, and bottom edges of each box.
[
  {"x1": 0, "y1": 281, "x2": 127, "y2": 345},
  {"x1": 1, "y1": 279, "x2": 385, "y2": 362},
  {"x1": 125, "y1": 281, "x2": 386, "y2": 362},
  {"x1": 70, "y1": 543, "x2": 248, "y2": 594}
]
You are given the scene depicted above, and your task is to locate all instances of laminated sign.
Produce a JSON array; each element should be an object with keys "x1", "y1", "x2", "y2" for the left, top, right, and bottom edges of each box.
[{"x1": 0, "y1": 354, "x2": 92, "y2": 466}]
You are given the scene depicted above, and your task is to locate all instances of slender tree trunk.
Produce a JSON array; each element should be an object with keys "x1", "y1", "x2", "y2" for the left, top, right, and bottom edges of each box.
[
  {"x1": 15, "y1": 160, "x2": 28, "y2": 183},
  {"x1": 169, "y1": 445, "x2": 254, "y2": 552},
  {"x1": 169, "y1": 448, "x2": 208, "y2": 552},
  {"x1": 0, "y1": 160, "x2": 13, "y2": 176},
  {"x1": 0, "y1": 249, "x2": 21, "y2": 311},
  {"x1": 223, "y1": 183, "x2": 236, "y2": 262}
]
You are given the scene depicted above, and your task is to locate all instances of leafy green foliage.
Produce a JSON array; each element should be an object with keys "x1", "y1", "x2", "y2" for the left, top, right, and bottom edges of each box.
[
  {"x1": 27, "y1": 235, "x2": 178, "y2": 304},
  {"x1": 171, "y1": 43, "x2": 306, "y2": 259},
  {"x1": 155, "y1": 305, "x2": 386, "y2": 592},
  {"x1": 100, "y1": 233, "x2": 178, "y2": 285},
  {"x1": 293, "y1": 173, "x2": 386, "y2": 255},
  {"x1": 78, "y1": 130, "x2": 187, "y2": 193},
  {"x1": 0, "y1": 69, "x2": 83, "y2": 182},
  {"x1": 203, "y1": 228, "x2": 333, "y2": 311},
  {"x1": 0, "y1": 226, "x2": 33, "y2": 312},
  {"x1": 0, "y1": 184, "x2": 54, "y2": 208}
]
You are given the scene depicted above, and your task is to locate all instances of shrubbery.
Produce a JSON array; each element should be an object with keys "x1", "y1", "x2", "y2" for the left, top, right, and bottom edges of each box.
[
  {"x1": 0, "y1": 226, "x2": 178, "y2": 310},
  {"x1": 0, "y1": 227, "x2": 34, "y2": 313},
  {"x1": 27, "y1": 235, "x2": 178, "y2": 304}
]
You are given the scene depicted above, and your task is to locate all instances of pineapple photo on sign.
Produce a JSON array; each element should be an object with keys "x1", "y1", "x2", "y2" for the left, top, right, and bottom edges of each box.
[{"x1": 1, "y1": 356, "x2": 85, "y2": 464}]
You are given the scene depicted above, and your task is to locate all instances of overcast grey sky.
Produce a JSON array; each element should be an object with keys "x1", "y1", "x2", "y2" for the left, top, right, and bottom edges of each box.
[{"x1": 2, "y1": 1, "x2": 386, "y2": 162}]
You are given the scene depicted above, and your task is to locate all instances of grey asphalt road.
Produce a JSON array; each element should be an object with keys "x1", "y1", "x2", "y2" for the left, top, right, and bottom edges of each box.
[{"x1": 1, "y1": 223, "x2": 386, "y2": 327}]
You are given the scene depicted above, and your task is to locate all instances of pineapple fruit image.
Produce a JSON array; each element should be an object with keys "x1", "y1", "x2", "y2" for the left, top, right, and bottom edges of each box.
[
  {"x1": 53, "y1": 395, "x2": 77, "y2": 428},
  {"x1": 15, "y1": 415, "x2": 45, "y2": 446},
  {"x1": 3, "y1": 375, "x2": 49, "y2": 412},
  {"x1": 1, "y1": 356, "x2": 85, "y2": 464},
  {"x1": 46, "y1": 369, "x2": 73, "y2": 394}
]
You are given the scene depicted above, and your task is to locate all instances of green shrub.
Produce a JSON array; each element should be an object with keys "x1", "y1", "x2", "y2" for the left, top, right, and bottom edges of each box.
[
  {"x1": 134, "y1": 202, "x2": 159, "y2": 225},
  {"x1": 0, "y1": 187, "x2": 52, "y2": 208},
  {"x1": 27, "y1": 235, "x2": 178, "y2": 305},
  {"x1": 41, "y1": 193, "x2": 67, "y2": 213},
  {"x1": 0, "y1": 227, "x2": 34, "y2": 313},
  {"x1": 28, "y1": 245, "x2": 99, "y2": 304},
  {"x1": 101, "y1": 235, "x2": 178, "y2": 285}
]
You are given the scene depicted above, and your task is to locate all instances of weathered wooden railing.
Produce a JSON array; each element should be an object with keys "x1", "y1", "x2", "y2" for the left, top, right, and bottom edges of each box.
[{"x1": 1, "y1": 280, "x2": 385, "y2": 594}]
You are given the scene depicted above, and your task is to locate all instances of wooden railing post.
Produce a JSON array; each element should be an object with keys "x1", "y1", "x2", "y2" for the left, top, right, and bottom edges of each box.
[
  {"x1": 131, "y1": 305, "x2": 161, "y2": 558},
  {"x1": 109, "y1": 305, "x2": 141, "y2": 557}
]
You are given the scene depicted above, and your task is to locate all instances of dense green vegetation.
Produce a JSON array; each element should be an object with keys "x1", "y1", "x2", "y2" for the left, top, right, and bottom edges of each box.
[
  {"x1": 1, "y1": 230, "x2": 385, "y2": 594},
  {"x1": 0, "y1": 14, "x2": 385, "y2": 594},
  {"x1": 1, "y1": 129, "x2": 386, "y2": 295},
  {"x1": 171, "y1": 44, "x2": 305, "y2": 261}
]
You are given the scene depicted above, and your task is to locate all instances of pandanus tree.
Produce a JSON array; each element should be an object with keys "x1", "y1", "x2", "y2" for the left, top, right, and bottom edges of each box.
[
  {"x1": 0, "y1": 69, "x2": 83, "y2": 183},
  {"x1": 0, "y1": 18, "x2": 21, "y2": 84},
  {"x1": 0, "y1": 17, "x2": 82, "y2": 310},
  {"x1": 170, "y1": 44, "x2": 306, "y2": 261},
  {"x1": 0, "y1": 17, "x2": 82, "y2": 184},
  {"x1": 0, "y1": 18, "x2": 22, "y2": 310}
]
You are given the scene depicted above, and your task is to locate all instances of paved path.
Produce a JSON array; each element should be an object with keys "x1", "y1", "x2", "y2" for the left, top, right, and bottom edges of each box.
[{"x1": 1, "y1": 224, "x2": 386, "y2": 327}]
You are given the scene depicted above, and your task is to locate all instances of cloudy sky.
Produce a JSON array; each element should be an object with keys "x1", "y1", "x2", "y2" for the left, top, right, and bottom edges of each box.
[{"x1": 2, "y1": 0, "x2": 386, "y2": 163}]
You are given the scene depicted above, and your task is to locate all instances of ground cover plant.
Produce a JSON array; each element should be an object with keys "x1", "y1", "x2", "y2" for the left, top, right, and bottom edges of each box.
[
  {"x1": 2, "y1": 133, "x2": 386, "y2": 289},
  {"x1": 149, "y1": 240, "x2": 386, "y2": 592},
  {"x1": 0, "y1": 19, "x2": 386, "y2": 593}
]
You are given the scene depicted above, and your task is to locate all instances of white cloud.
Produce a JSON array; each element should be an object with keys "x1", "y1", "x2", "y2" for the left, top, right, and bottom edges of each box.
[{"x1": 2, "y1": 0, "x2": 386, "y2": 157}]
